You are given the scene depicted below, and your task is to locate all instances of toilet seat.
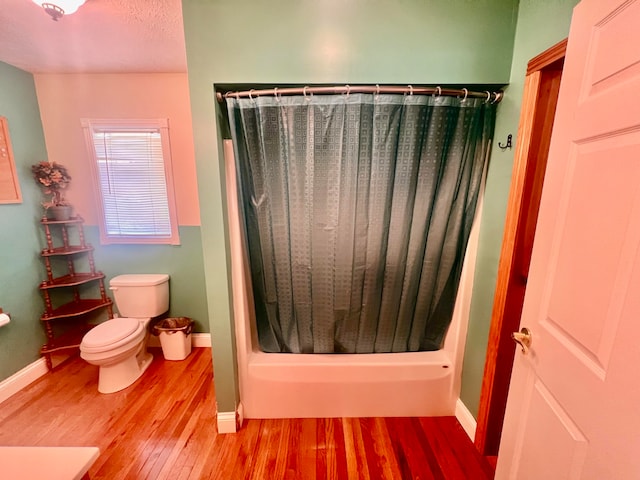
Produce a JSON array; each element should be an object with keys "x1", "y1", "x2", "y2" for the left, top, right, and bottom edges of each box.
[{"x1": 81, "y1": 318, "x2": 143, "y2": 353}]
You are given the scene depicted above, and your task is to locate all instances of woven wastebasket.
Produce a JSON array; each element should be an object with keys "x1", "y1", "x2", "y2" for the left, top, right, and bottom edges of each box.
[{"x1": 152, "y1": 317, "x2": 193, "y2": 361}]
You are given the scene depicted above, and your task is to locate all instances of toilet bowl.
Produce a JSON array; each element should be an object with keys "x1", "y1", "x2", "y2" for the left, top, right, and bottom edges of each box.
[
  {"x1": 80, "y1": 317, "x2": 153, "y2": 393},
  {"x1": 80, "y1": 274, "x2": 169, "y2": 394}
]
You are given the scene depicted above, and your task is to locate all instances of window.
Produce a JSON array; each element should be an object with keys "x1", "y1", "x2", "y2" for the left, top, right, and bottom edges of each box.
[{"x1": 82, "y1": 119, "x2": 180, "y2": 245}]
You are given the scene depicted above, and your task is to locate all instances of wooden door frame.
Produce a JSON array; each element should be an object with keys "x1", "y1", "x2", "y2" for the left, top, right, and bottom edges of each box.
[{"x1": 474, "y1": 39, "x2": 567, "y2": 456}]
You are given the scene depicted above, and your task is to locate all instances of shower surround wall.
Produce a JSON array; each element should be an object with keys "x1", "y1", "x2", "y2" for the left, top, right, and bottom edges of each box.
[{"x1": 182, "y1": 0, "x2": 519, "y2": 415}]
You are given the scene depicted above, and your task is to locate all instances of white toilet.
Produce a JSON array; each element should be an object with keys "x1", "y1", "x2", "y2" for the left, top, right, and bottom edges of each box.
[{"x1": 80, "y1": 274, "x2": 170, "y2": 394}]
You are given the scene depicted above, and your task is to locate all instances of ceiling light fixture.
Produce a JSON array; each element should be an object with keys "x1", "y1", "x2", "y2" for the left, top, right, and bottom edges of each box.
[{"x1": 33, "y1": 0, "x2": 86, "y2": 21}]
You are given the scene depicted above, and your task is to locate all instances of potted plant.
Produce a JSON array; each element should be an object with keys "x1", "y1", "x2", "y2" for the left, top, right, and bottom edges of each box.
[{"x1": 31, "y1": 161, "x2": 73, "y2": 221}]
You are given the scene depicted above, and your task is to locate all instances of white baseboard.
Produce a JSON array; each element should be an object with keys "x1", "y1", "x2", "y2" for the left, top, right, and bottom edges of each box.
[
  {"x1": 455, "y1": 398, "x2": 477, "y2": 441},
  {"x1": 217, "y1": 402, "x2": 244, "y2": 434},
  {"x1": 0, "y1": 358, "x2": 48, "y2": 405},
  {"x1": 237, "y1": 402, "x2": 244, "y2": 429},
  {"x1": 192, "y1": 333, "x2": 211, "y2": 347},
  {"x1": 148, "y1": 333, "x2": 211, "y2": 348},
  {"x1": 217, "y1": 411, "x2": 238, "y2": 434}
]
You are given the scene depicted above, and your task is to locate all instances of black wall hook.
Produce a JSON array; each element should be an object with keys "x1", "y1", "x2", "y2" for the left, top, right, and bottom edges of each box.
[{"x1": 499, "y1": 134, "x2": 513, "y2": 151}]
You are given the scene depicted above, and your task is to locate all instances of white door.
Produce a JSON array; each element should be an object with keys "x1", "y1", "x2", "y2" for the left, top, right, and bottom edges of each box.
[{"x1": 496, "y1": 1, "x2": 640, "y2": 478}]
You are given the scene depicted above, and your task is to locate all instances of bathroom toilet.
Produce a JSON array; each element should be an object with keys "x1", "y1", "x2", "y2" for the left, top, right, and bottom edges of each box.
[{"x1": 80, "y1": 274, "x2": 169, "y2": 394}]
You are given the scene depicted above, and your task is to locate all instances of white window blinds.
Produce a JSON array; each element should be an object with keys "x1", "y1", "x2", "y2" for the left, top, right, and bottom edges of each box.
[{"x1": 82, "y1": 119, "x2": 179, "y2": 244}]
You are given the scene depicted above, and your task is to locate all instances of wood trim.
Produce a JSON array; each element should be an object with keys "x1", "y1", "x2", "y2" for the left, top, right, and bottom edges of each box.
[
  {"x1": 475, "y1": 38, "x2": 567, "y2": 456},
  {"x1": 527, "y1": 39, "x2": 568, "y2": 75},
  {"x1": 475, "y1": 71, "x2": 542, "y2": 454},
  {"x1": 0, "y1": 117, "x2": 23, "y2": 204}
]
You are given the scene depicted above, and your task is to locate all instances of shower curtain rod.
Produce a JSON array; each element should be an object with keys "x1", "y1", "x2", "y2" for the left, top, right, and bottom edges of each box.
[{"x1": 217, "y1": 85, "x2": 504, "y2": 103}]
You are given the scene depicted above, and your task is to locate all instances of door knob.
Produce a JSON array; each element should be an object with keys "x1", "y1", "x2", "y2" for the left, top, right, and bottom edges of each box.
[{"x1": 512, "y1": 327, "x2": 532, "y2": 354}]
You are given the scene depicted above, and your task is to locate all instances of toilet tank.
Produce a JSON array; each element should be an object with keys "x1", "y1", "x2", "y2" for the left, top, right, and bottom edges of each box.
[{"x1": 109, "y1": 274, "x2": 170, "y2": 318}]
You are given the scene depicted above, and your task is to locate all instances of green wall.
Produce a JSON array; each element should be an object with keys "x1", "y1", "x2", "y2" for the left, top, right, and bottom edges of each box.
[
  {"x1": 182, "y1": 0, "x2": 519, "y2": 412},
  {"x1": 0, "y1": 62, "x2": 49, "y2": 381},
  {"x1": 84, "y1": 227, "x2": 210, "y2": 333},
  {"x1": 460, "y1": 0, "x2": 580, "y2": 418},
  {"x1": 0, "y1": 63, "x2": 210, "y2": 383}
]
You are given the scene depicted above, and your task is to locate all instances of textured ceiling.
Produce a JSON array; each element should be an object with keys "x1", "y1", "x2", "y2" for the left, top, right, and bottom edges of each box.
[{"x1": 0, "y1": 0, "x2": 187, "y2": 73}]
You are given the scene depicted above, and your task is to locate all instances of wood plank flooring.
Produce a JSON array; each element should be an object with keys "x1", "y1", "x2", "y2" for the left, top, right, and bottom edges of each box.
[{"x1": 0, "y1": 348, "x2": 494, "y2": 479}]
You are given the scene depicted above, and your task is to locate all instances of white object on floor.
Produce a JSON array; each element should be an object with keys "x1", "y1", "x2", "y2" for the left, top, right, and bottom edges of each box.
[
  {"x1": 0, "y1": 446, "x2": 99, "y2": 480},
  {"x1": 159, "y1": 331, "x2": 192, "y2": 360},
  {"x1": 147, "y1": 332, "x2": 211, "y2": 348},
  {"x1": 80, "y1": 273, "x2": 170, "y2": 393},
  {"x1": 80, "y1": 317, "x2": 153, "y2": 393}
]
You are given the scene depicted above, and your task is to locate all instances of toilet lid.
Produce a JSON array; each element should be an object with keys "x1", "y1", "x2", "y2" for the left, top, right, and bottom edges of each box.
[{"x1": 83, "y1": 318, "x2": 141, "y2": 348}]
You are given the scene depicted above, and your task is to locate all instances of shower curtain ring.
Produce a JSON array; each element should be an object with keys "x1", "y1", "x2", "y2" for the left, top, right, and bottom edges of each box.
[
  {"x1": 408, "y1": 85, "x2": 414, "y2": 96},
  {"x1": 375, "y1": 84, "x2": 381, "y2": 99},
  {"x1": 462, "y1": 88, "x2": 468, "y2": 101},
  {"x1": 274, "y1": 87, "x2": 280, "y2": 102},
  {"x1": 303, "y1": 86, "x2": 312, "y2": 101},
  {"x1": 484, "y1": 91, "x2": 491, "y2": 103},
  {"x1": 433, "y1": 86, "x2": 442, "y2": 97},
  {"x1": 344, "y1": 84, "x2": 351, "y2": 98},
  {"x1": 249, "y1": 89, "x2": 256, "y2": 101}
]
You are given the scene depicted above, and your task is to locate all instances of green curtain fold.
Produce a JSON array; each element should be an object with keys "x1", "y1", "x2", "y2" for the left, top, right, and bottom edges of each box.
[{"x1": 227, "y1": 93, "x2": 496, "y2": 354}]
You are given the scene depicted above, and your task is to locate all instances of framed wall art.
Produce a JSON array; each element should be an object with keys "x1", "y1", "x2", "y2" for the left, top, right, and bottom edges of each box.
[{"x1": 0, "y1": 116, "x2": 22, "y2": 204}]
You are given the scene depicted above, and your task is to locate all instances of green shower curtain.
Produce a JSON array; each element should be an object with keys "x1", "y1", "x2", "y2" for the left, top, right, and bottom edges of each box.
[{"x1": 227, "y1": 92, "x2": 496, "y2": 354}]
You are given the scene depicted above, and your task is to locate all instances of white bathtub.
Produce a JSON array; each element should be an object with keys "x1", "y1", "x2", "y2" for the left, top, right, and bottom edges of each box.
[
  {"x1": 224, "y1": 140, "x2": 479, "y2": 419},
  {"x1": 241, "y1": 349, "x2": 455, "y2": 418}
]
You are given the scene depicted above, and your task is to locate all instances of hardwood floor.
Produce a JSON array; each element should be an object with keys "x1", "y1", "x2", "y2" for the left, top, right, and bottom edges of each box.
[{"x1": 0, "y1": 348, "x2": 494, "y2": 479}]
